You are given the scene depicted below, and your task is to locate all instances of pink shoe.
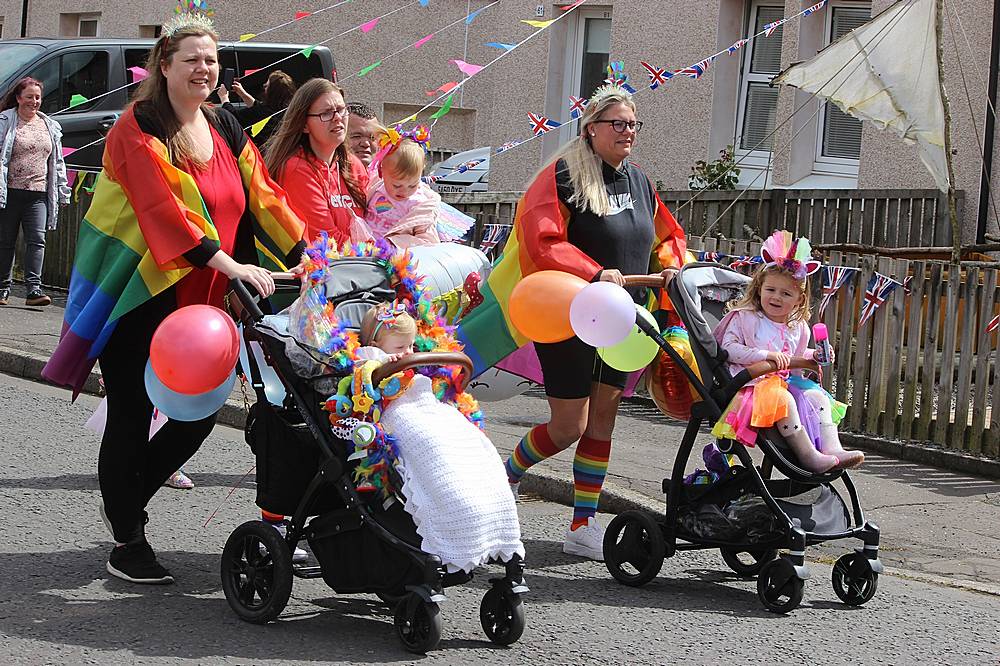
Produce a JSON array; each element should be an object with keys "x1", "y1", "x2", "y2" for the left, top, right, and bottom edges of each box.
[
  {"x1": 834, "y1": 450, "x2": 865, "y2": 469},
  {"x1": 164, "y1": 470, "x2": 195, "y2": 490}
]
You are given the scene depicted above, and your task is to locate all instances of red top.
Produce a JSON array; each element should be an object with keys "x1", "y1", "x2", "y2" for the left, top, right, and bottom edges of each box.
[
  {"x1": 176, "y1": 124, "x2": 247, "y2": 308},
  {"x1": 277, "y1": 148, "x2": 369, "y2": 246}
]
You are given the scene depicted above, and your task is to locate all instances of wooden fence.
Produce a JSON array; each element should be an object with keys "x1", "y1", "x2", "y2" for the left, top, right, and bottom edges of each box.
[
  {"x1": 686, "y1": 235, "x2": 999, "y2": 461},
  {"x1": 444, "y1": 188, "x2": 961, "y2": 248}
]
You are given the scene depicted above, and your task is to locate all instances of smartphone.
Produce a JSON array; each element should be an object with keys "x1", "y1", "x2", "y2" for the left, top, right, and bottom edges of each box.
[{"x1": 222, "y1": 68, "x2": 235, "y2": 90}]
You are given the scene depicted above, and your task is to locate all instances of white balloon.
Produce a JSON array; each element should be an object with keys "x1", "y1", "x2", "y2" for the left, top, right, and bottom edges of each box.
[
  {"x1": 407, "y1": 243, "x2": 492, "y2": 299},
  {"x1": 467, "y1": 368, "x2": 537, "y2": 402}
]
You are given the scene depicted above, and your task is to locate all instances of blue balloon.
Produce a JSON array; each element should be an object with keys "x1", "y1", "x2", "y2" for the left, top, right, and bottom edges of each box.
[{"x1": 144, "y1": 360, "x2": 235, "y2": 422}]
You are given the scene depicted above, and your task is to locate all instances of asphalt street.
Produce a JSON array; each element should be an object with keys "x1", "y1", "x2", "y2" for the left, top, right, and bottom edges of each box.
[{"x1": 2, "y1": 373, "x2": 999, "y2": 664}]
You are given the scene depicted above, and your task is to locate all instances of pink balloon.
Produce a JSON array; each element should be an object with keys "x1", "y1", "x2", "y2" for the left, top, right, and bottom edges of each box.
[
  {"x1": 569, "y1": 282, "x2": 637, "y2": 348},
  {"x1": 149, "y1": 305, "x2": 240, "y2": 395}
]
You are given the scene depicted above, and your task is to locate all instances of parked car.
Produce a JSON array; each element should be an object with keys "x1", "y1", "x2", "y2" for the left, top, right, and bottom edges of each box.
[
  {"x1": 428, "y1": 146, "x2": 490, "y2": 193},
  {"x1": 0, "y1": 38, "x2": 337, "y2": 171}
]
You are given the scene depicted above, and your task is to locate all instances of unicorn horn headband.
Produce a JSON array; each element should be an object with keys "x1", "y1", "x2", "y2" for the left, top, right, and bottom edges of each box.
[{"x1": 760, "y1": 230, "x2": 821, "y2": 280}]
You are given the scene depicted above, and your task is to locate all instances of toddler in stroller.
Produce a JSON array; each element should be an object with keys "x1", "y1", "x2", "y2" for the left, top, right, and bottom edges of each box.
[
  {"x1": 601, "y1": 231, "x2": 881, "y2": 613},
  {"x1": 219, "y1": 239, "x2": 527, "y2": 653}
]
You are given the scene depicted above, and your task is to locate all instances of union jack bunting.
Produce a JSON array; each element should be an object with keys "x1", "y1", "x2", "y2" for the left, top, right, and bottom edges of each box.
[
  {"x1": 818, "y1": 265, "x2": 859, "y2": 316},
  {"x1": 697, "y1": 251, "x2": 722, "y2": 263},
  {"x1": 478, "y1": 223, "x2": 512, "y2": 258},
  {"x1": 675, "y1": 57, "x2": 714, "y2": 79},
  {"x1": 987, "y1": 314, "x2": 1000, "y2": 334},
  {"x1": 604, "y1": 61, "x2": 638, "y2": 93},
  {"x1": 727, "y1": 39, "x2": 749, "y2": 55},
  {"x1": 729, "y1": 255, "x2": 764, "y2": 270},
  {"x1": 527, "y1": 112, "x2": 561, "y2": 136},
  {"x1": 763, "y1": 19, "x2": 787, "y2": 37},
  {"x1": 495, "y1": 139, "x2": 524, "y2": 154},
  {"x1": 803, "y1": 1, "x2": 828, "y2": 16},
  {"x1": 857, "y1": 272, "x2": 901, "y2": 328},
  {"x1": 568, "y1": 95, "x2": 588, "y2": 118},
  {"x1": 640, "y1": 61, "x2": 671, "y2": 90}
]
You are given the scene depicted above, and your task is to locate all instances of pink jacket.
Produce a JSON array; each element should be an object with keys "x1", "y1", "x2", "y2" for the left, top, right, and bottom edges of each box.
[
  {"x1": 714, "y1": 309, "x2": 814, "y2": 384},
  {"x1": 365, "y1": 179, "x2": 441, "y2": 249}
]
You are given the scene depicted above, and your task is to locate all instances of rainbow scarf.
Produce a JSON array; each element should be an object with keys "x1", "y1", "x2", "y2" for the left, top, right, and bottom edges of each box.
[
  {"x1": 42, "y1": 107, "x2": 303, "y2": 395},
  {"x1": 456, "y1": 161, "x2": 687, "y2": 376}
]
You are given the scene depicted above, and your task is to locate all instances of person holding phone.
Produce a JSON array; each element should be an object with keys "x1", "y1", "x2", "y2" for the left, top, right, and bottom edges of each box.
[
  {"x1": 42, "y1": 15, "x2": 305, "y2": 585},
  {"x1": 218, "y1": 69, "x2": 296, "y2": 147}
]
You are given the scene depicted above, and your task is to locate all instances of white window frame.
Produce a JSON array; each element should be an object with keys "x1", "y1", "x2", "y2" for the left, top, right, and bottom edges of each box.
[
  {"x1": 812, "y1": 1, "x2": 870, "y2": 176},
  {"x1": 557, "y1": 6, "x2": 612, "y2": 145},
  {"x1": 734, "y1": 1, "x2": 785, "y2": 175},
  {"x1": 78, "y1": 14, "x2": 100, "y2": 37}
]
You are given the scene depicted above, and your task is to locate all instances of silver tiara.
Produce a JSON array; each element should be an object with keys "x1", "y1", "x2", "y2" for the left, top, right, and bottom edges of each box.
[{"x1": 162, "y1": 12, "x2": 216, "y2": 38}]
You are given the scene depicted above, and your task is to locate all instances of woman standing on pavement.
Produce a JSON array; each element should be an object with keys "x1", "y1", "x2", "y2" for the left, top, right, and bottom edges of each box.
[
  {"x1": 42, "y1": 14, "x2": 305, "y2": 585},
  {"x1": 483, "y1": 85, "x2": 686, "y2": 560},
  {"x1": 265, "y1": 78, "x2": 371, "y2": 246},
  {"x1": 0, "y1": 77, "x2": 71, "y2": 307}
]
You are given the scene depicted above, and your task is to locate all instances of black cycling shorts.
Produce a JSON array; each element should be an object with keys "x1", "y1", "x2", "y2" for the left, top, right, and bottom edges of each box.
[{"x1": 535, "y1": 335, "x2": 628, "y2": 399}]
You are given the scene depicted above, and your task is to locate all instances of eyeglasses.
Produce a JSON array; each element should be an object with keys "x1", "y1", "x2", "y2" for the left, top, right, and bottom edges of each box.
[
  {"x1": 592, "y1": 119, "x2": 643, "y2": 134},
  {"x1": 307, "y1": 106, "x2": 348, "y2": 122}
]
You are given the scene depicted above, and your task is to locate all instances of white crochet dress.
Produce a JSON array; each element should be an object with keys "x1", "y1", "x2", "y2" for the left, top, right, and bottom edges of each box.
[{"x1": 375, "y1": 367, "x2": 524, "y2": 573}]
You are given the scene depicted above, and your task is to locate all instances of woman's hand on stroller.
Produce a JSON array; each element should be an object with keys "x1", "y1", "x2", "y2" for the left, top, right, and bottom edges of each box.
[{"x1": 598, "y1": 269, "x2": 626, "y2": 286}]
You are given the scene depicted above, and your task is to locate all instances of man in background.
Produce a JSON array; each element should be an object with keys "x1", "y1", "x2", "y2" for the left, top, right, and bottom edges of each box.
[{"x1": 346, "y1": 102, "x2": 381, "y2": 168}]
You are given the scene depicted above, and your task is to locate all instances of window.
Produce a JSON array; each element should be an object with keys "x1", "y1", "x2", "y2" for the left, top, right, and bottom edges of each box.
[
  {"x1": 736, "y1": 4, "x2": 785, "y2": 154},
  {"x1": 577, "y1": 16, "x2": 611, "y2": 100},
  {"x1": 817, "y1": 4, "x2": 871, "y2": 162},
  {"x1": 0, "y1": 18, "x2": 5, "y2": 39},
  {"x1": 59, "y1": 12, "x2": 100, "y2": 37},
  {"x1": 139, "y1": 25, "x2": 162, "y2": 39},
  {"x1": 78, "y1": 17, "x2": 99, "y2": 37},
  {"x1": 29, "y1": 51, "x2": 109, "y2": 113}
]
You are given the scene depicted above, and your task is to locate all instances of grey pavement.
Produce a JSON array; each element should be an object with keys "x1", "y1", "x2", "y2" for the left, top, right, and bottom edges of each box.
[
  {"x1": 2, "y1": 284, "x2": 1000, "y2": 595},
  {"x1": 2, "y1": 373, "x2": 999, "y2": 664}
]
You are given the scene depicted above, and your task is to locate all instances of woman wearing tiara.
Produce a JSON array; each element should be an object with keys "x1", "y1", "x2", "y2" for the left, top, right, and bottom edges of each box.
[{"x1": 43, "y1": 14, "x2": 305, "y2": 584}]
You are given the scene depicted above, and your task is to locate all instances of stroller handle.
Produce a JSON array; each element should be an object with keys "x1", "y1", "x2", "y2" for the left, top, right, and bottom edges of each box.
[
  {"x1": 623, "y1": 273, "x2": 670, "y2": 288},
  {"x1": 371, "y1": 352, "x2": 474, "y2": 393}
]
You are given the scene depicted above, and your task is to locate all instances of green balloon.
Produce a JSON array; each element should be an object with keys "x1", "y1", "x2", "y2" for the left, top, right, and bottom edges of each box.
[{"x1": 598, "y1": 306, "x2": 661, "y2": 372}]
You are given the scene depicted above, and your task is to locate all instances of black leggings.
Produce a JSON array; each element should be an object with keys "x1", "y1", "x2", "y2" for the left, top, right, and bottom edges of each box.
[{"x1": 98, "y1": 289, "x2": 218, "y2": 543}]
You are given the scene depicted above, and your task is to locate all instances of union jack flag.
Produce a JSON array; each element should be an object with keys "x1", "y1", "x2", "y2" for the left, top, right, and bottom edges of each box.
[
  {"x1": 495, "y1": 139, "x2": 523, "y2": 154},
  {"x1": 763, "y1": 19, "x2": 787, "y2": 37},
  {"x1": 803, "y1": 1, "x2": 828, "y2": 16},
  {"x1": 987, "y1": 314, "x2": 1000, "y2": 334},
  {"x1": 675, "y1": 57, "x2": 714, "y2": 79},
  {"x1": 818, "y1": 265, "x2": 859, "y2": 316},
  {"x1": 640, "y1": 61, "x2": 671, "y2": 90},
  {"x1": 697, "y1": 251, "x2": 722, "y2": 263},
  {"x1": 478, "y1": 224, "x2": 512, "y2": 258},
  {"x1": 527, "y1": 112, "x2": 561, "y2": 136},
  {"x1": 857, "y1": 272, "x2": 900, "y2": 327},
  {"x1": 729, "y1": 255, "x2": 764, "y2": 271},
  {"x1": 727, "y1": 39, "x2": 749, "y2": 55},
  {"x1": 568, "y1": 95, "x2": 588, "y2": 118}
]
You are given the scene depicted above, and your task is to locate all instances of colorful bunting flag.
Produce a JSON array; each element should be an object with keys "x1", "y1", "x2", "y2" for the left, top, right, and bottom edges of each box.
[
  {"x1": 858, "y1": 273, "x2": 901, "y2": 327},
  {"x1": 818, "y1": 265, "x2": 859, "y2": 316},
  {"x1": 568, "y1": 95, "x2": 588, "y2": 119},
  {"x1": 521, "y1": 19, "x2": 555, "y2": 29},
  {"x1": 69, "y1": 94, "x2": 88, "y2": 108},
  {"x1": 639, "y1": 61, "x2": 671, "y2": 90},
  {"x1": 986, "y1": 314, "x2": 1000, "y2": 334},
  {"x1": 128, "y1": 66, "x2": 148, "y2": 82},
  {"x1": 301, "y1": 45, "x2": 316, "y2": 58},
  {"x1": 451, "y1": 59, "x2": 485, "y2": 77},
  {"x1": 803, "y1": 1, "x2": 829, "y2": 16},
  {"x1": 697, "y1": 251, "x2": 722, "y2": 263},
  {"x1": 495, "y1": 139, "x2": 524, "y2": 154},
  {"x1": 357, "y1": 61, "x2": 382, "y2": 77},
  {"x1": 727, "y1": 39, "x2": 749, "y2": 55},
  {"x1": 485, "y1": 41, "x2": 517, "y2": 51},
  {"x1": 465, "y1": 7, "x2": 487, "y2": 24},
  {"x1": 429, "y1": 94, "x2": 454, "y2": 120},
  {"x1": 360, "y1": 18, "x2": 379, "y2": 33},
  {"x1": 675, "y1": 58, "x2": 714, "y2": 79},
  {"x1": 294, "y1": 10, "x2": 310, "y2": 19},
  {"x1": 559, "y1": 0, "x2": 586, "y2": 10},
  {"x1": 604, "y1": 61, "x2": 638, "y2": 93},
  {"x1": 413, "y1": 34, "x2": 433, "y2": 48},
  {"x1": 426, "y1": 81, "x2": 459, "y2": 96},
  {"x1": 239, "y1": 33, "x2": 256, "y2": 42},
  {"x1": 250, "y1": 116, "x2": 271, "y2": 137},
  {"x1": 418, "y1": 0, "x2": 429, "y2": 6},
  {"x1": 527, "y1": 112, "x2": 560, "y2": 136},
  {"x1": 764, "y1": 19, "x2": 787, "y2": 37}
]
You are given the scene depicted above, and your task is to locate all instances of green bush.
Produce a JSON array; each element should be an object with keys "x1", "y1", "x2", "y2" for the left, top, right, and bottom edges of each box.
[{"x1": 689, "y1": 145, "x2": 740, "y2": 191}]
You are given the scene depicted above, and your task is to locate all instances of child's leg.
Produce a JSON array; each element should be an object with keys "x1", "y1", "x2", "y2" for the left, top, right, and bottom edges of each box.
[
  {"x1": 775, "y1": 391, "x2": 839, "y2": 474},
  {"x1": 802, "y1": 388, "x2": 864, "y2": 468}
]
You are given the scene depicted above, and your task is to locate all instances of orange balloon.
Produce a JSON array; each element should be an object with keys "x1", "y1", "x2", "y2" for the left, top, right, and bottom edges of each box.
[{"x1": 509, "y1": 270, "x2": 588, "y2": 343}]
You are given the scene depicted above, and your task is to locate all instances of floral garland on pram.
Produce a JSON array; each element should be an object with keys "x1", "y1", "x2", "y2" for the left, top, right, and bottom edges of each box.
[{"x1": 293, "y1": 233, "x2": 485, "y2": 496}]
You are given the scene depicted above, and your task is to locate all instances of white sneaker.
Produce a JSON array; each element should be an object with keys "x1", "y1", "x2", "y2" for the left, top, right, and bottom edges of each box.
[
  {"x1": 563, "y1": 517, "x2": 605, "y2": 561},
  {"x1": 271, "y1": 522, "x2": 309, "y2": 563},
  {"x1": 509, "y1": 481, "x2": 520, "y2": 501},
  {"x1": 99, "y1": 502, "x2": 114, "y2": 540}
]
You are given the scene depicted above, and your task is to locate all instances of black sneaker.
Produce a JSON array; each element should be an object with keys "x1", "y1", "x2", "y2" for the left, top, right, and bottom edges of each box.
[
  {"x1": 0, "y1": 288, "x2": 8, "y2": 305},
  {"x1": 25, "y1": 288, "x2": 51, "y2": 307},
  {"x1": 106, "y1": 541, "x2": 174, "y2": 584}
]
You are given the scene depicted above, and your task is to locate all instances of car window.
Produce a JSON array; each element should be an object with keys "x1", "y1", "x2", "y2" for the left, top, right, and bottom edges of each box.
[
  {"x1": 227, "y1": 49, "x2": 325, "y2": 101},
  {"x1": 0, "y1": 44, "x2": 45, "y2": 87},
  {"x1": 30, "y1": 51, "x2": 109, "y2": 114}
]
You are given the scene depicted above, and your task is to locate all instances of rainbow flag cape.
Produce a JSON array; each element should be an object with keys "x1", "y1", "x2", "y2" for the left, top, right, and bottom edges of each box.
[
  {"x1": 42, "y1": 107, "x2": 304, "y2": 395},
  {"x1": 456, "y1": 161, "x2": 686, "y2": 376}
]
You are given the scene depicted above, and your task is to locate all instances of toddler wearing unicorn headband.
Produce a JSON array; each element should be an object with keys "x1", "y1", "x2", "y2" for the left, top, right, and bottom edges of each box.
[
  {"x1": 364, "y1": 125, "x2": 475, "y2": 248},
  {"x1": 711, "y1": 230, "x2": 865, "y2": 473}
]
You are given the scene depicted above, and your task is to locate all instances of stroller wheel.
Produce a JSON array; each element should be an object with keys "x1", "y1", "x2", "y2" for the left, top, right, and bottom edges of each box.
[
  {"x1": 480, "y1": 586, "x2": 526, "y2": 646},
  {"x1": 832, "y1": 553, "x2": 879, "y2": 606},
  {"x1": 393, "y1": 594, "x2": 442, "y2": 654},
  {"x1": 756, "y1": 557, "x2": 804, "y2": 613},
  {"x1": 720, "y1": 547, "x2": 778, "y2": 578},
  {"x1": 220, "y1": 520, "x2": 293, "y2": 624},
  {"x1": 603, "y1": 511, "x2": 665, "y2": 587}
]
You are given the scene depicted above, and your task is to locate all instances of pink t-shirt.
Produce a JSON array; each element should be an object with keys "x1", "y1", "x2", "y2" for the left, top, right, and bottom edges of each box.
[{"x1": 8, "y1": 115, "x2": 51, "y2": 191}]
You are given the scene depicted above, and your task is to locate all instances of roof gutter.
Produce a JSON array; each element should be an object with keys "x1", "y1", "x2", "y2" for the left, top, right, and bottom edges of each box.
[
  {"x1": 977, "y1": 0, "x2": 1000, "y2": 242},
  {"x1": 20, "y1": 0, "x2": 28, "y2": 37}
]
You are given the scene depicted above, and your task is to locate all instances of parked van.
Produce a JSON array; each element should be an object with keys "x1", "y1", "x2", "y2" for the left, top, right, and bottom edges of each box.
[{"x1": 0, "y1": 38, "x2": 336, "y2": 170}]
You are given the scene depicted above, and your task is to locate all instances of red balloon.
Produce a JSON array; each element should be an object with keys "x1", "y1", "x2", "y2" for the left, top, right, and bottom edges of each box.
[{"x1": 149, "y1": 305, "x2": 240, "y2": 395}]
